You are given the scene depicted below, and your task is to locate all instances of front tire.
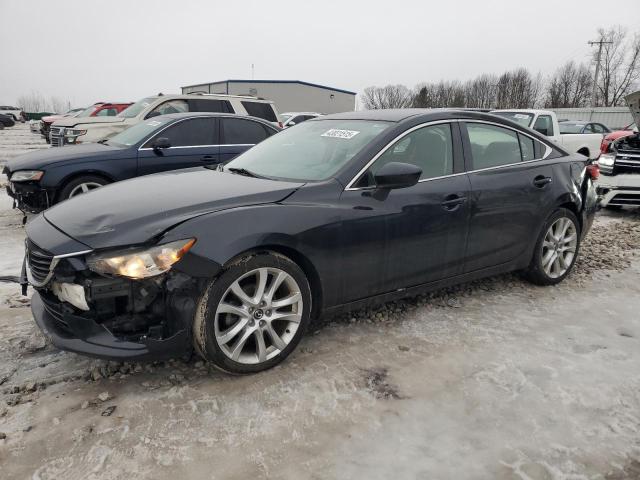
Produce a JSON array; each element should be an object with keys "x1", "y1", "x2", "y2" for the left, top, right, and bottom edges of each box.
[
  {"x1": 57, "y1": 175, "x2": 109, "y2": 202},
  {"x1": 193, "y1": 252, "x2": 312, "y2": 374},
  {"x1": 524, "y1": 208, "x2": 581, "y2": 285}
]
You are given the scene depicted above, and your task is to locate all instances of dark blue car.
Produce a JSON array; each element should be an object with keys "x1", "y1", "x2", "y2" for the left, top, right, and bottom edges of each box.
[{"x1": 3, "y1": 112, "x2": 279, "y2": 212}]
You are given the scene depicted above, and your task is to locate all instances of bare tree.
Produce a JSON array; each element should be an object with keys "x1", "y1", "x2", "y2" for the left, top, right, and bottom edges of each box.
[
  {"x1": 544, "y1": 61, "x2": 592, "y2": 108},
  {"x1": 16, "y1": 91, "x2": 47, "y2": 112},
  {"x1": 361, "y1": 85, "x2": 413, "y2": 109},
  {"x1": 593, "y1": 26, "x2": 640, "y2": 106},
  {"x1": 495, "y1": 68, "x2": 542, "y2": 109},
  {"x1": 464, "y1": 74, "x2": 498, "y2": 108},
  {"x1": 48, "y1": 96, "x2": 69, "y2": 114}
]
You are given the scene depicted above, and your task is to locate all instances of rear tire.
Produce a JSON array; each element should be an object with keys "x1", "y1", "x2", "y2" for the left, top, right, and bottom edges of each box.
[
  {"x1": 57, "y1": 175, "x2": 109, "y2": 202},
  {"x1": 193, "y1": 251, "x2": 312, "y2": 374},
  {"x1": 524, "y1": 208, "x2": 581, "y2": 286}
]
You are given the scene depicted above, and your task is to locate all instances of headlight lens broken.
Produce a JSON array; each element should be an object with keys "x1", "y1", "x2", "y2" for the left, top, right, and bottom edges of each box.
[{"x1": 87, "y1": 238, "x2": 196, "y2": 279}]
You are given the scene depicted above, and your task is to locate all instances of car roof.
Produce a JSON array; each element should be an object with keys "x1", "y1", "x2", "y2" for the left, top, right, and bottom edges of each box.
[
  {"x1": 317, "y1": 108, "x2": 519, "y2": 123},
  {"x1": 153, "y1": 112, "x2": 279, "y2": 128}
]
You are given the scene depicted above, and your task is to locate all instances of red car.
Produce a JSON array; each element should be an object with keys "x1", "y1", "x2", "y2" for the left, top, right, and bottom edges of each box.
[
  {"x1": 600, "y1": 122, "x2": 638, "y2": 153},
  {"x1": 42, "y1": 102, "x2": 132, "y2": 142}
]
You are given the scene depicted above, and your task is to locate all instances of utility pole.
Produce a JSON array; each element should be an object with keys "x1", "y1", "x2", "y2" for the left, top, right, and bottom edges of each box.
[{"x1": 588, "y1": 38, "x2": 613, "y2": 107}]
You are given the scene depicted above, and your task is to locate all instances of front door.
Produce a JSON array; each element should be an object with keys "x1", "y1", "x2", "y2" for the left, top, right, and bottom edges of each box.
[
  {"x1": 338, "y1": 121, "x2": 471, "y2": 302},
  {"x1": 461, "y1": 121, "x2": 555, "y2": 272},
  {"x1": 137, "y1": 117, "x2": 220, "y2": 175}
]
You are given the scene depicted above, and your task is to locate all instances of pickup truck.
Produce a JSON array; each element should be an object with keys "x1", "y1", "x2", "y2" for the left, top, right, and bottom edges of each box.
[
  {"x1": 491, "y1": 109, "x2": 603, "y2": 160},
  {"x1": 596, "y1": 91, "x2": 640, "y2": 208},
  {"x1": 49, "y1": 93, "x2": 281, "y2": 146}
]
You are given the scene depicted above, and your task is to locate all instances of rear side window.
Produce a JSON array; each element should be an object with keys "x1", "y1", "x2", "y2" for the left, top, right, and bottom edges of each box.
[
  {"x1": 466, "y1": 123, "x2": 521, "y2": 169},
  {"x1": 222, "y1": 118, "x2": 269, "y2": 144},
  {"x1": 144, "y1": 118, "x2": 216, "y2": 148},
  {"x1": 241, "y1": 101, "x2": 277, "y2": 122},
  {"x1": 189, "y1": 99, "x2": 233, "y2": 113},
  {"x1": 518, "y1": 134, "x2": 535, "y2": 161}
]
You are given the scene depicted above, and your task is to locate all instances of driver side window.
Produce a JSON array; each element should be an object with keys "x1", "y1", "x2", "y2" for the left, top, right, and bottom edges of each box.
[
  {"x1": 148, "y1": 100, "x2": 188, "y2": 117},
  {"x1": 356, "y1": 123, "x2": 454, "y2": 188}
]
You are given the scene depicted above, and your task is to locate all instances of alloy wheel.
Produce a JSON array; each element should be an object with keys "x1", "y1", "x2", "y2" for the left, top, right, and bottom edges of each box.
[
  {"x1": 214, "y1": 267, "x2": 303, "y2": 364},
  {"x1": 68, "y1": 182, "x2": 103, "y2": 198},
  {"x1": 541, "y1": 217, "x2": 577, "y2": 278}
]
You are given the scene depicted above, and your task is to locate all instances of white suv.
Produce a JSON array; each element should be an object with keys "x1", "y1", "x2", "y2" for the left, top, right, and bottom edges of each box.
[
  {"x1": 50, "y1": 94, "x2": 281, "y2": 146},
  {"x1": 280, "y1": 112, "x2": 323, "y2": 128}
]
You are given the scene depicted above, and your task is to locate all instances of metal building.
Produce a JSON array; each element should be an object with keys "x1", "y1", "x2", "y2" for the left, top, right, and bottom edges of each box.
[
  {"x1": 181, "y1": 79, "x2": 356, "y2": 115},
  {"x1": 547, "y1": 107, "x2": 634, "y2": 130}
]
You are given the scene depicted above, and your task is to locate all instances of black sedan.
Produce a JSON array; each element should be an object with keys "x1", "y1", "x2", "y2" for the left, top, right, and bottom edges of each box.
[
  {"x1": 0, "y1": 113, "x2": 16, "y2": 129},
  {"x1": 3, "y1": 112, "x2": 279, "y2": 213},
  {"x1": 23, "y1": 109, "x2": 598, "y2": 374}
]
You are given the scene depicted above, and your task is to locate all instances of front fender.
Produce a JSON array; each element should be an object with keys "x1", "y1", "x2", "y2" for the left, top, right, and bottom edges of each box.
[{"x1": 163, "y1": 203, "x2": 344, "y2": 307}]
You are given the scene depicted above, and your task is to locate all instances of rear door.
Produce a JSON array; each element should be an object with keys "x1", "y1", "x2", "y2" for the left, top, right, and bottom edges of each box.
[
  {"x1": 462, "y1": 121, "x2": 555, "y2": 272},
  {"x1": 219, "y1": 117, "x2": 274, "y2": 163},
  {"x1": 137, "y1": 117, "x2": 220, "y2": 175}
]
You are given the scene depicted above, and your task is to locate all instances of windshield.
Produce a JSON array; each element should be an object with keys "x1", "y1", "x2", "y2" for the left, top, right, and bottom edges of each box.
[
  {"x1": 77, "y1": 105, "x2": 99, "y2": 117},
  {"x1": 559, "y1": 123, "x2": 585, "y2": 134},
  {"x1": 279, "y1": 114, "x2": 293, "y2": 122},
  {"x1": 491, "y1": 111, "x2": 534, "y2": 127},
  {"x1": 226, "y1": 119, "x2": 391, "y2": 181},
  {"x1": 117, "y1": 96, "x2": 158, "y2": 118},
  {"x1": 107, "y1": 117, "x2": 173, "y2": 147}
]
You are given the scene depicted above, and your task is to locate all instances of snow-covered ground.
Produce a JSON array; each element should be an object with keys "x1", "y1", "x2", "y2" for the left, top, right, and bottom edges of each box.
[{"x1": 1, "y1": 124, "x2": 640, "y2": 479}]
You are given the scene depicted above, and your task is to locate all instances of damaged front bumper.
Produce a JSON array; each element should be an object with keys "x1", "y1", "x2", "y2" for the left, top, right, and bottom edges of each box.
[
  {"x1": 596, "y1": 174, "x2": 640, "y2": 208},
  {"x1": 5, "y1": 181, "x2": 52, "y2": 214},
  {"x1": 23, "y1": 216, "x2": 218, "y2": 361}
]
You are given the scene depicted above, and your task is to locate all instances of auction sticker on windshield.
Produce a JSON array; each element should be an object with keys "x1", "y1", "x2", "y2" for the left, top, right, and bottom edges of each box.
[{"x1": 321, "y1": 129, "x2": 360, "y2": 139}]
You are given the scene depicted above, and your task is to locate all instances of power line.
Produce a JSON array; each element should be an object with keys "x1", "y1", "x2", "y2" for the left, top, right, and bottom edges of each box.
[{"x1": 588, "y1": 38, "x2": 613, "y2": 107}]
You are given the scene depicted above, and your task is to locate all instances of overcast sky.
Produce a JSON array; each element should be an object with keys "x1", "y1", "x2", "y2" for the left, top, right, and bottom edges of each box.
[{"x1": 1, "y1": 0, "x2": 638, "y2": 108}]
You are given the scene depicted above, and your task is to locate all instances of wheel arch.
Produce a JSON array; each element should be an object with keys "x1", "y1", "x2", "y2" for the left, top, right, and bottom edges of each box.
[{"x1": 56, "y1": 170, "x2": 116, "y2": 200}]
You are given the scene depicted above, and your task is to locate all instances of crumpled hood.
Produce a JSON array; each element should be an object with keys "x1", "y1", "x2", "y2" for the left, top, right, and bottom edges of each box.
[
  {"x1": 5, "y1": 144, "x2": 123, "y2": 172},
  {"x1": 626, "y1": 91, "x2": 640, "y2": 128},
  {"x1": 53, "y1": 116, "x2": 128, "y2": 127},
  {"x1": 44, "y1": 168, "x2": 303, "y2": 249}
]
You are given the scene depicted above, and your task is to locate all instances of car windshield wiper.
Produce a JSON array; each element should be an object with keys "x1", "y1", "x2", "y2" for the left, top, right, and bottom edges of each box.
[{"x1": 227, "y1": 167, "x2": 263, "y2": 178}]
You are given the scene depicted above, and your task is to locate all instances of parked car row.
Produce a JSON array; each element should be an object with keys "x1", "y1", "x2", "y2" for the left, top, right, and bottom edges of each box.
[
  {"x1": 48, "y1": 93, "x2": 281, "y2": 147},
  {"x1": 40, "y1": 103, "x2": 132, "y2": 142},
  {"x1": 596, "y1": 92, "x2": 640, "y2": 208},
  {"x1": 8, "y1": 106, "x2": 598, "y2": 373}
]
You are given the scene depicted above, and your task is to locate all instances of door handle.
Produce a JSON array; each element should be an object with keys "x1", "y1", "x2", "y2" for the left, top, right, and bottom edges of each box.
[
  {"x1": 533, "y1": 175, "x2": 552, "y2": 188},
  {"x1": 200, "y1": 155, "x2": 216, "y2": 161},
  {"x1": 441, "y1": 194, "x2": 466, "y2": 211}
]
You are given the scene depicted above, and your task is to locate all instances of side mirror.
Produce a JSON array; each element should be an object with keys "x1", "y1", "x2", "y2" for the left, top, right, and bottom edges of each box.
[
  {"x1": 373, "y1": 162, "x2": 421, "y2": 189},
  {"x1": 534, "y1": 126, "x2": 549, "y2": 136},
  {"x1": 152, "y1": 137, "x2": 171, "y2": 150},
  {"x1": 146, "y1": 111, "x2": 161, "y2": 119}
]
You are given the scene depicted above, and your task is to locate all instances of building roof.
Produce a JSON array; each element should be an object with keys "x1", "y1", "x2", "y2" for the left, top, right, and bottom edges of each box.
[{"x1": 181, "y1": 79, "x2": 357, "y2": 96}]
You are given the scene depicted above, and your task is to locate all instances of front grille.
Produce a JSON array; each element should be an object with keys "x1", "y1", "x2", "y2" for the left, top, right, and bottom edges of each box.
[
  {"x1": 49, "y1": 127, "x2": 65, "y2": 147},
  {"x1": 27, "y1": 239, "x2": 54, "y2": 285},
  {"x1": 609, "y1": 193, "x2": 640, "y2": 207},
  {"x1": 615, "y1": 152, "x2": 640, "y2": 169},
  {"x1": 40, "y1": 292, "x2": 68, "y2": 326}
]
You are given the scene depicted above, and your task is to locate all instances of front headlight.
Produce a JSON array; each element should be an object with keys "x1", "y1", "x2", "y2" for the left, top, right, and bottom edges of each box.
[
  {"x1": 65, "y1": 129, "x2": 87, "y2": 137},
  {"x1": 87, "y1": 238, "x2": 196, "y2": 279},
  {"x1": 11, "y1": 170, "x2": 44, "y2": 182},
  {"x1": 598, "y1": 154, "x2": 615, "y2": 167}
]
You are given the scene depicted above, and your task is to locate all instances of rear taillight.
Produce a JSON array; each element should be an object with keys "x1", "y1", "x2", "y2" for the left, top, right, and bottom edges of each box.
[
  {"x1": 600, "y1": 140, "x2": 608, "y2": 153},
  {"x1": 586, "y1": 164, "x2": 600, "y2": 180}
]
